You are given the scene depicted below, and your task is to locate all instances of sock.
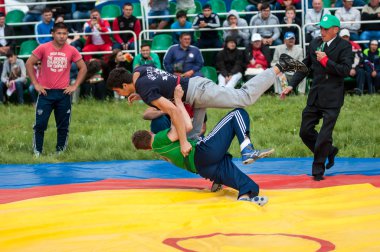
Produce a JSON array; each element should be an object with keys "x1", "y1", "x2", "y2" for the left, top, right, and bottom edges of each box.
[
  {"x1": 240, "y1": 137, "x2": 252, "y2": 151},
  {"x1": 275, "y1": 63, "x2": 284, "y2": 72}
]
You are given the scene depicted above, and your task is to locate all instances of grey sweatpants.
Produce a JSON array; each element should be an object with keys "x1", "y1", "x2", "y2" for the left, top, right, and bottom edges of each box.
[{"x1": 185, "y1": 68, "x2": 276, "y2": 139}]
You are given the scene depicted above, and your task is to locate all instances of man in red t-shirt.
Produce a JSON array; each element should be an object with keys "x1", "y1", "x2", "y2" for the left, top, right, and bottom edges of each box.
[{"x1": 26, "y1": 22, "x2": 87, "y2": 157}]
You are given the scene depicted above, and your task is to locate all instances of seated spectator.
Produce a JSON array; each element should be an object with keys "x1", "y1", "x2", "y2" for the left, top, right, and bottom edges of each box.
[
  {"x1": 28, "y1": 60, "x2": 41, "y2": 105},
  {"x1": 0, "y1": 51, "x2": 26, "y2": 105},
  {"x1": 171, "y1": 10, "x2": 193, "y2": 45},
  {"x1": 82, "y1": 9, "x2": 113, "y2": 61},
  {"x1": 22, "y1": 0, "x2": 45, "y2": 35},
  {"x1": 363, "y1": 40, "x2": 380, "y2": 94},
  {"x1": 280, "y1": 5, "x2": 302, "y2": 44},
  {"x1": 108, "y1": 48, "x2": 134, "y2": 72},
  {"x1": 339, "y1": 29, "x2": 366, "y2": 96},
  {"x1": 163, "y1": 33, "x2": 203, "y2": 77},
  {"x1": 305, "y1": 0, "x2": 331, "y2": 42},
  {"x1": 112, "y1": 3, "x2": 141, "y2": 51},
  {"x1": 334, "y1": 0, "x2": 366, "y2": 7},
  {"x1": 192, "y1": 4, "x2": 222, "y2": 49},
  {"x1": 133, "y1": 43, "x2": 162, "y2": 69},
  {"x1": 81, "y1": 59, "x2": 108, "y2": 100},
  {"x1": 35, "y1": 8, "x2": 54, "y2": 44},
  {"x1": 249, "y1": 3, "x2": 282, "y2": 46},
  {"x1": 176, "y1": 0, "x2": 197, "y2": 15},
  {"x1": 0, "y1": 13, "x2": 15, "y2": 55},
  {"x1": 271, "y1": 32, "x2": 305, "y2": 94},
  {"x1": 244, "y1": 33, "x2": 271, "y2": 80},
  {"x1": 335, "y1": 0, "x2": 361, "y2": 41},
  {"x1": 148, "y1": 0, "x2": 170, "y2": 31},
  {"x1": 359, "y1": 0, "x2": 380, "y2": 43},
  {"x1": 48, "y1": 0, "x2": 72, "y2": 21},
  {"x1": 216, "y1": 36, "x2": 244, "y2": 88},
  {"x1": 275, "y1": 0, "x2": 301, "y2": 21},
  {"x1": 222, "y1": 10, "x2": 250, "y2": 47},
  {"x1": 245, "y1": 0, "x2": 276, "y2": 13},
  {"x1": 72, "y1": 3, "x2": 95, "y2": 32},
  {"x1": 55, "y1": 15, "x2": 83, "y2": 51}
]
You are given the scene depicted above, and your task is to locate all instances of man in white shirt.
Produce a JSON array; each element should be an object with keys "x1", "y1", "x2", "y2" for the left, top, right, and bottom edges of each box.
[
  {"x1": 335, "y1": 0, "x2": 361, "y2": 41},
  {"x1": 305, "y1": 0, "x2": 331, "y2": 42}
]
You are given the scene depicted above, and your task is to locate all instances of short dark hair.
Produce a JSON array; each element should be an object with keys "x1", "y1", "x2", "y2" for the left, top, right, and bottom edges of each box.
[
  {"x1": 91, "y1": 8, "x2": 100, "y2": 14},
  {"x1": 202, "y1": 4, "x2": 212, "y2": 10},
  {"x1": 176, "y1": 10, "x2": 187, "y2": 19},
  {"x1": 260, "y1": 3, "x2": 271, "y2": 11},
  {"x1": 140, "y1": 42, "x2": 151, "y2": 49},
  {"x1": 0, "y1": 12, "x2": 5, "y2": 17},
  {"x1": 107, "y1": 68, "x2": 133, "y2": 89},
  {"x1": 42, "y1": 8, "x2": 52, "y2": 14},
  {"x1": 6, "y1": 50, "x2": 15, "y2": 58},
  {"x1": 285, "y1": 5, "x2": 296, "y2": 13},
  {"x1": 52, "y1": 22, "x2": 68, "y2": 32},
  {"x1": 132, "y1": 130, "x2": 152, "y2": 150},
  {"x1": 123, "y1": 3, "x2": 133, "y2": 8},
  {"x1": 180, "y1": 32, "x2": 191, "y2": 39}
]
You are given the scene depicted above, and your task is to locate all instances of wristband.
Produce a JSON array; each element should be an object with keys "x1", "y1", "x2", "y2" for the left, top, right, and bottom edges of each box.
[{"x1": 320, "y1": 56, "x2": 328, "y2": 67}]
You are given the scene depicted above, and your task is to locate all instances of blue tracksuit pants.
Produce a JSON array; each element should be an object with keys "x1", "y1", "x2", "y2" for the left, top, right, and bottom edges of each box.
[
  {"x1": 33, "y1": 89, "x2": 71, "y2": 153},
  {"x1": 194, "y1": 108, "x2": 259, "y2": 198}
]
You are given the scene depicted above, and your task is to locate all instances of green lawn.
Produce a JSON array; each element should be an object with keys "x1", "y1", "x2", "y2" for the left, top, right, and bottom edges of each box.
[{"x1": 0, "y1": 95, "x2": 379, "y2": 164}]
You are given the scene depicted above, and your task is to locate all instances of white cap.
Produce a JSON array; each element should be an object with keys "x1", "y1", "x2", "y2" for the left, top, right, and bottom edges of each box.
[
  {"x1": 251, "y1": 33, "x2": 262, "y2": 42},
  {"x1": 339, "y1": 29, "x2": 350, "y2": 38}
]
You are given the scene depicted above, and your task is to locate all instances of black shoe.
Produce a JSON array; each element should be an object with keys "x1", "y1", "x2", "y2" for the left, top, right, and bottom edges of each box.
[
  {"x1": 354, "y1": 88, "x2": 362, "y2": 96},
  {"x1": 277, "y1": 54, "x2": 309, "y2": 74},
  {"x1": 326, "y1": 147, "x2": 339, "y2": 169},
  {"x1": 313, "y1": 174, "x2": 324, "y2": 181}
]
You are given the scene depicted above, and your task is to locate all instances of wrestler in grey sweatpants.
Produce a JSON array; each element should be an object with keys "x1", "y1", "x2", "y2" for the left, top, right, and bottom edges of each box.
[{"x1": 185, "y1": 68, "x2": 277, "y2": 139}]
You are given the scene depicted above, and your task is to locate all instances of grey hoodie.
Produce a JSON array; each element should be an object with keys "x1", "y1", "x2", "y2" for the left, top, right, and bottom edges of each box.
[{"x1": 223, "y1": 10, "x2": 250, "y2": 47}]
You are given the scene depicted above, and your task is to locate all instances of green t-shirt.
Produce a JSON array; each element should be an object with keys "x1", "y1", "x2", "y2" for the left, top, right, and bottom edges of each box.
[
  {"x1": 132, "y1": 52, "x2": 162, "y2": 70},
  {"x1": 152, "y1": 128, "x2": 197, "y2": 173}
]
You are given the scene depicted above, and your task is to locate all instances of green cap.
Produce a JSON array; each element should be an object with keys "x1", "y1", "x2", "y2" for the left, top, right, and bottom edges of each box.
[{"x1": 319, "y1": 14, "x2": 340, "y2": 29}]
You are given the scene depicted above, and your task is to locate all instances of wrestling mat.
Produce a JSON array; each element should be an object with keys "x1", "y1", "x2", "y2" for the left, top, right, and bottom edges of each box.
[{"x1": 1, "y1": 158, "x2": 380, "y2": 251}]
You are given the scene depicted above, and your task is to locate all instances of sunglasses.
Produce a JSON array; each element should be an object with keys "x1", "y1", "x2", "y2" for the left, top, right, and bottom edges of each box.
[{"x1": 35, "y1": 63, "x2": 41, "y2": 66}]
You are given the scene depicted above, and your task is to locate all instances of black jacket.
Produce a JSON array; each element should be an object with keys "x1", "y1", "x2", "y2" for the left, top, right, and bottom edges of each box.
[
  {"x1": 244, "y1": 43, "x2": 272, "y2": 66},
  {"x1": 216, "y1": 39, "x2": 245, "y2": 76},
  {"x1": 290, "y1": 36, "x2": 353, "y2": 108},
  {"x1": 2, "y1": 25, "x2": 16, "y2": 48}
]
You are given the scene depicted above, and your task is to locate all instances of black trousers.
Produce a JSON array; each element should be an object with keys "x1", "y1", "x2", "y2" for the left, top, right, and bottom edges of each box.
[{"x1": 299, "y1": 104, "x2": 341, "y2": 176}]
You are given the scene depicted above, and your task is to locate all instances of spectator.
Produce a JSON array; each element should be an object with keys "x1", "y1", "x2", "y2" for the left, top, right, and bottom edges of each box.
[
  {"x1": 244, "y1": 33, "x2": 271, "y2": 80},
  {"x1": 133, "y1": 43, "x2": 162, "y2": 69},
  {"x1": 359, "y1": 0, "x2": 380, "y2": 43},
  {"x1": 222, "y1": 10, "x2": 250, "y2": 47},
  {"x1": 249, "y1": 3, "x2": 282, "y2": 46},
  {"x1": 271, "y1": 32, "x2": 305, "y2": 94},
  {"x1": 35, "y1": 8, "x2": 54, "y2": 44},
  {"x1": 275, "y1": 0, "x2": 301, "y2": 21},
  {"x1": 176, "y1": 0, "x2": 197, "y2": 15},
  {"x1": 113, "y1": 3, "x2": 141, "y2": 51},
  {"x1": 216, "y1": 36, "x2": 245, "y2": 88},
  {"x1": 148, "y1": 0, "x2": 170, "y2": 31},
  {"x1": 28, "y1": 60, "x2": 41, "y2": 105},
  {"x1": 334, "y1": 0, "x2": 366, "y2": 7},
  {"x1": 192, "y1": 4, "x2": 222, "y2": 49},
  {"x1": 48, "y1": 0, "x2": 72, "y2": 21},
  {"x1": 171, "y1": 10, "x2": 193, "y2": 45},
  {"x1": 81, "y1": 59, "x2": 107, "y2": 100},
  {"x1": 335, "y1": 0, "x2": 361, "y2": 41},
  {"x1": 72, "y1": 3, "x2": 95, "y2": 32},
  {"x1": 245, "y1": 0, "x2": 276, "y2": 12},
  {"x1": 0, "y1": 12, "x2": 16, "y2": 55},
  {"x1": 163, "y1": 32, "x2": 203, "y2": 77},
  {"x1": 363, "y1": 40, "x2": 380, "y2": 94},
  {"x1": 82, "y1": 9, "x2": 113, "y2": 61},
  {"x1": 55, "y1": 15, "x2": 83, "y2": 52},
  {"x1": 339, "y1": 29, "x2": 366, "y2": 95},
  {"x1": 280, "y1": 5, "x2": 302, "y2": 44},
  {"x1": 0, "y1": 51, "x2": 27, "y2": 105},
  {"x1": 305, "y1": 0, "x2": 331, "y2": 42},
  {"x1": 22, "y1": 0, "x2": 45, "y2": 35},
  {"x1": 108, "y1": 48, "x2": 134, "y2": 72}
]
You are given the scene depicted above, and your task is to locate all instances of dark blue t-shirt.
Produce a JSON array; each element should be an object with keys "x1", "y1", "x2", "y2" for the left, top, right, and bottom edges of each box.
[{"x1": 134, "y1": 65, "x2": 189, "y2": 106}]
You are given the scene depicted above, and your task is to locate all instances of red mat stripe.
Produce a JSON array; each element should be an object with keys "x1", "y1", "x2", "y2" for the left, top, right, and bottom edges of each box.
[{"x1": 1, "y1": 175, "x2": 380, "y2": 204}]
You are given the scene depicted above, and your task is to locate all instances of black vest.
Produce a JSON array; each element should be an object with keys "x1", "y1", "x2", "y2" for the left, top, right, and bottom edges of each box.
[{"x1": 116, "y1": 15, "x2": 138, "y2": 43}]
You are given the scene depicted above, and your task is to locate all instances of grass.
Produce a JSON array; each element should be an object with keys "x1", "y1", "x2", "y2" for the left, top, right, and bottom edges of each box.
[{"x1": 0, "y1": 95, "x2": 379, "y2": 164}]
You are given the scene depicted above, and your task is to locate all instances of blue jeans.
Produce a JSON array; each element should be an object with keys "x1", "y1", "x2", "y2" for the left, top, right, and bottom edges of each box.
[
  {"x1": 349, "y1": 32, "x2": 360, "y2": 42},
  {"x1": 22, "y1": 13, "x2": 42, "y2": 35},
  {"x1": 335, "y1": 0, "x2": 366, "y2": 7},
  {"x1": 112, "y1": 42, "x2": 136, "y2": 51},
  {"x1": 148, "y1": 9, "x2": 170, "y2": 25},
  {"x1": 28, "y1": 84, "x2": 38, "y2": 103},
  {"x1": 194, "y1": 108, "x2": 260, "y2": 198},
  {"x1": 0, "y1": 81, "x2": 25, "y2": 104},
  {"x1": 72, "y1": 11, "x2": 90, "y2": 32},
  {"x1": 360, "y1": 31, "x2": 380, "y2": 42}
]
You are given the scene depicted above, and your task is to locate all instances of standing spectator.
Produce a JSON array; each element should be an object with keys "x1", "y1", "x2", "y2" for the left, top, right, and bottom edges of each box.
[
  {"x1": 359, "y1": 0, "x2": 380, "y2": 43},
  {"x1": 148, "y1": 0, "x2": 170, "y2": 31},
  {"x1": 163, "y1": 32, "x2": 203, "y2": 77},
  {"x1": 133, "y1": 43, "x2": 162, "y2": 69},
  {"x1": 72, "y1": 3, "x2": 95, "y2": 32},
  {"x1": 272, "y1": 32, "x2": 305, "y2": 94},
  {"x1": 22, "y1": 0, "x2": 45, "y2": 35},
  {"x1": 249, "y1": 3, "x2": 282, "y2": 46},
  {"x1": 335, "y1": 0, "x2": 361, "y2": 41},
  {"x1": 82, "y1": 9, "x2": 113, "y2": 61},
  {"x1": 363, "y1": 40, "x2": 380, "y2": 94},
  {"x1": 25, "y1": 22, "x2": 87, "y2": 156},
  {"x1": 305, "y1": 0, "x2": 331, "y2": 42},
  {"x1": 339, "y1": 29, "x2": 366, "y2": 95},
  {"x1": 192, "y1": 4, "x2": 222, "y2": 49},
  {"x1": 112, "y1": 3, "x2": 141, "y2": 51},
  {"x1": 0, "y1": 12, "x2": 16, "y2": 55},
  {"x1": 171, "y1": 10, "x2": 193, "y2": 45},
  {"x1": 281, "y1": 15, "x2": 354, "y2": 181},
  {"x1": 0, "y1": 51, "x2": 26, "y2": 105},
  {"x1": 222, "y1": 10, "x2": 250, "y2": 47},
  {"x1": 280, "y1": 5, "x2": 302, "y2": 44},
  {"x1": 216, "y1": 36, "x2": 245, "y2": 88},
  {"x1": 244, "y1": 33, "x2": 272, "y2": 79},
  {"x1": 35, "y1": 8, "x2": 54, "y2": 44}
]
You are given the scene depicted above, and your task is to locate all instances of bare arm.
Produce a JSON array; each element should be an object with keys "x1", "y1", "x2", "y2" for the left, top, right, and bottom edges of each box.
[
  {"x1": 143, "y1": 107, "x2": 166, "y2": 120},
  {"x1": 64, "y1": 59, "x2": 87, "y2": 95},
  {"x1": 26, "y1": 54, "x2": 46, "y2": 95}
]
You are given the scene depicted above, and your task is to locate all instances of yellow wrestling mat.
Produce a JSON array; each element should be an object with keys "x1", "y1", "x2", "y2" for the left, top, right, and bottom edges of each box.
[{"x1": 1, "y1": 184, "x2": 380, "y2": 251}]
